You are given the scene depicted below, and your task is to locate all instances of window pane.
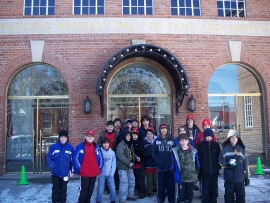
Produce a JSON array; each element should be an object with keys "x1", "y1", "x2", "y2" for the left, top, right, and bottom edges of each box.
[
  {"x1": 224, "y1": 1, "x2": 230, "y2": 8},
  {"x1": 146, "y1": 0, "x2": 152, "y2": 6},
  {"x1": 171, "y1": 8, "x2": 178, "y2": 15},
  {"x1": 193, "y1": 0, "x2": 200, "y2": 7},
  {"x1": 83, "y1": 0, "x2": 89, "y2": 6},
  {"x1": 186, "y1": 0, "x2": 191, "y2": 7},
  {"x1": 82, "y1": 7, "x2": 89, "y2": 14},
  {"x1": 97, "y1": 7, "x2": 104, "y2": 14},
  {"x1": 180, "y1": 0, "x2": 185, "y2": 7},
  {"x1": 33, "y1": 0, "x2": 40, "y2": 6},
  {"x1": 74, "y1": 0, "x2": 81, "y2": 6},
  {"x1": 98, "y1": 0, "x2": 104, "y2": 6},
  {"x1": 24, "y1": 8, "x2": 31, "y2": 15},
  {"x1": 217, "y1": 1, "x2": 223, "y2": 8},
  {"x1": 48, "y1": 0, "x2": 55, "y2": 6},
  {"x1": 131, "y1": 0, "x2": 137, "y2": 6},
  {"x1": 40, "y1": 0, "x2": 46, "y2": 6},
  {"x1": 48, "y1": 7, "x2": 54, "y2": 14},
  {"x1": 40, "y1": 7, "x2": 46, "y2": 14},
  {"x1": 90, "y1": 7, "x2": 95, "y2": 13},
  {"x1": 146, "y1": 7, "x2": 152, "y2": 15},
  {"x1": 131, "y1": 7, "x2": 137, "y2": 14},
  {"x1": 171, "y1": 0, "x2": 177, "y2": 7},
  {"x1": 123, "y1": 0, "x2": 129, "y2": 6},
  {"x1": 194, "y1": 9, "x2": 200, "y2": 16},
  {"x1": 218, "y1": 9, "x2": 224, "y2": 16},
  {"x1": 25, "y1": 0, "x2": 32, "y2": 6},
  {"x1": 225, "y1": 9, "x2": 231, "y2": 16},
  {"x1": 33, "y1": 7, "x2": 40, "y2": 15},
  {"x1": 74, "y1": 7, "x2": 81, "y2": 14},
  {"x1": 123, "y1": 7, "x2": 129, "y2": 14},
  {"x1": 231, "y1": 1, "x2": 236, "y2": 9},
  {"x1": 90, "y1": 0, "x2": 96, "y2": 5},
  {"x1": 180, "y1": 8, "x2": 185, "y2": 15},
  {"x1": 138, "y1": 7, "x2": 144, "y2": 14},
  {"x1": 138, "y1": 0, "x2": 144, "y2": 6},
  {"x1": 186, "y1": 8, "x2": 192, "y2": 15}
]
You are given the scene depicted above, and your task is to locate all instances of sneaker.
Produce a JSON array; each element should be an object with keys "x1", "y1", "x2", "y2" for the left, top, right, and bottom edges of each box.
[
  {"x1": 127, "y1": 196, "x2": 138, "y2": 201},
  {"x1": 139, "y1": 192, "x2": 146, "y2": 199},
  {"x1": 147, "y1": 193, "x2": 153, "y2": 197}
]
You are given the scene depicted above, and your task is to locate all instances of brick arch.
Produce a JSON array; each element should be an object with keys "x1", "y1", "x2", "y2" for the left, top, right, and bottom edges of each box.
[{"x1": 1, "y1": 52, "x2": 79, "y2": 95}]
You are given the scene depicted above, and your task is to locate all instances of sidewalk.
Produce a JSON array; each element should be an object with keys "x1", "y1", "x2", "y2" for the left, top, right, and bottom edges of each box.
[{"x1": 0, "y1": 166, "x2": 270, "y2": 203}]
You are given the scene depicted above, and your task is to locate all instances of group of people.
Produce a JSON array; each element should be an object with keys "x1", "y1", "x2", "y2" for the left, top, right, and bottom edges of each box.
[{"x1": 47, "y1": 114, "x2": 250, "y2": 203}]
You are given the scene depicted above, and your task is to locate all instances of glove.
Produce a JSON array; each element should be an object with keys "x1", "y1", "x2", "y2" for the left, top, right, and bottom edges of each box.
[
  {"x1": 244, "y1": 177, "x2": 250, "y2": 186},
  {"x1": 229, "y1": 159, "x2": 236, "y2": 167}
]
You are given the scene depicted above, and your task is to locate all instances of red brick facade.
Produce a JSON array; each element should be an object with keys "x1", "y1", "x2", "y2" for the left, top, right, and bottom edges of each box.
[{"x1": 0, "y1": 0, "x2": 270, "y2": 173}]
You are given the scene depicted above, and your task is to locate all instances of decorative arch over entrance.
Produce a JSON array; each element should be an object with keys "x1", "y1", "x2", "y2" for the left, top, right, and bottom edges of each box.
[{"x1": 96, "y1": 44, "x2": 189, "y2": 117}]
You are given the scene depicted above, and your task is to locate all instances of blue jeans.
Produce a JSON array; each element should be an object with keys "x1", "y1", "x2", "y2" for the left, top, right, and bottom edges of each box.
[
  {"x1": 118, "y1": 169, "x2": 135, "y2": 201},
  {"x1": 96, "y1": 175, "x2": 116, "y2": 202}
]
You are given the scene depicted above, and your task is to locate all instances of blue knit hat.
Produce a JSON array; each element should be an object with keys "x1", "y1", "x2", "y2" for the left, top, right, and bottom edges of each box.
[{"x1": 204, "y1": 128, "x2": 214, "y2": 138}]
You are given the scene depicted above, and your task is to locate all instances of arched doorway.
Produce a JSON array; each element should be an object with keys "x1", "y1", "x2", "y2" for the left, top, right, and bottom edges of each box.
[
  {"x1": 107, "y1": 63, "x2": 171, "y2": 129},
  {"x1": 208, "y1": 64, "x2": 264, "y2": 163},
  {"x1": 6, "y1": 64, "x2": 69, "y2": 173}
]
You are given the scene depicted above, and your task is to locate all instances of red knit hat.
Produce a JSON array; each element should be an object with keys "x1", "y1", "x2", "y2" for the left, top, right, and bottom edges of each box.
[
  {"x1": 201, "y1": 119, "x2": 211, "y2": 128},
  {"x1": 86, "y1": 130, "x2": 95, "y2": 136},
  {"x1": 146, "y1": 127, "x2": 155, "y2": 133},
  {"x1": 159, "y1": 123, "x2": 168, "y2": 130}
]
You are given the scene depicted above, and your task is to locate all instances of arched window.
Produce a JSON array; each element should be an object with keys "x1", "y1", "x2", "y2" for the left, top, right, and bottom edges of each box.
[
  {"x1": 108, "y1": 63, "x2": 171, "y2": 129},
  {"x1": 208, "y1": 64, "x2": 263, "y2": 153},
  {"x1": 6, "y1": 64, "x2": 69, "y2": 173}
]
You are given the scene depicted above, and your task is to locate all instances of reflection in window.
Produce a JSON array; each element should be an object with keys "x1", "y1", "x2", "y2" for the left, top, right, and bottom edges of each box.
[
  {"x1": 24, "y1": 0, "x2": 55, "y2": 15},
  {"x1": 217, "y1": 0, "x2": 246, "y2": 17},
  {"x1": 244, "y1": 96, "x2": 253, "y2": 127},
  {"x1": 123, "y1": 0, "x2": 153, "y2": 15},
  {"x1": 74, "y1": 0, "x2": 104, "y2": 14},
  {"x1": 8, "y1": 64, "x2": 68, "y2": 96},
  {"x1": 171, "y1": 0, "x2": 201, "y2": 16}
]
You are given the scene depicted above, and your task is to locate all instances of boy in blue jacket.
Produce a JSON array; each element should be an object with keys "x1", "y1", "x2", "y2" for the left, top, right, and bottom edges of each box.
[
  {"x1": 47, "y1": 130, "x2": 74, "y2": 203},
  {"x1": 73, "y1": 130, "x2": 104, "y2": 203}
]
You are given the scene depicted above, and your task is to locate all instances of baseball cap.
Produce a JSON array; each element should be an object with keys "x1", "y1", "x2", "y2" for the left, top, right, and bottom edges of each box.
[
  {"x1": 131, "y1": 129, "x2": 139, "y2": 134},
  {"x1": 186, "y1": 114, "x2": 194, "y2": 120},
  {"x1": 86, "y1": 130, "x2": 95, "y2": 136},
  {"x1": 124, "y1": 118, "x2": 132, "y2": 124}
]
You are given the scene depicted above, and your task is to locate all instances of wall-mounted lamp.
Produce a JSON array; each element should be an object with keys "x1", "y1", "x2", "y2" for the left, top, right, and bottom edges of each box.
[
  {"x1": 84, "y1": 96, "x2": 91, "y2": 114},
  {"x1": 188, "y1": 94, "x2": 196, "y2": 112}
]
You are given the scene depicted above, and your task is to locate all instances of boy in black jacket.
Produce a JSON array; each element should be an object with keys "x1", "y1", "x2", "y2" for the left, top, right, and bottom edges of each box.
[{"x1": 197, "y1": 128, "x2": 221, "y2": 203}]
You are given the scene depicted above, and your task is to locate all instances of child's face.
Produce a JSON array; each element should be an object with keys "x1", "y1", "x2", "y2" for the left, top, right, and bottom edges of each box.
[
  {"x1": 102, "y1": 142, "x2": 110, "y2": 150},
  {"x1": 180, "y1": 138, "x2": 189, "y2": 148},
  {"x1": 132, "y1": 133, "x2": 138, "y2": 140},
  {"x1": 106, "y1": 125, "x2": 114, "y2": 132},
  {"x1": 114, "y1": 121, "x2": 121, "y2": 129},
  {"x1": 146, "y1": 131, "x2": 154, "y2": 140},
  {"x1": 205, "y1": 136, "x2": 212, "y2": 142},
  {"x1": 160, "y1": 128, "x2": 168, "y2": 136},
  {"x1": 230, "y1": 136, "x2": 238, "y2": 146},
  {"x1": 59, "y1": 136, "x2": 68, "y2": 145},
  {"x1": 85, "y1": 134, "x2": 95, "y2": 144},
  {"x1": 203, "y1": 124, "x2": 211, "y2": 130},
  {"x1": 179, "y1": 127, "x2": 186, "y2": 135},
  {"x1": 142, "y1": 119, "x2": 149, "y2": 128},
  {"x1": 126, "y1": 122, "x2": 132, "y2": 130},
  {"x1": 126, "y1": 134, "x2": 131, "y2": 141},
  {"x1": 132, "y1": 121, "x2": 138, "y2": 129},
  {"x1": 187, "y1": 119, "x2": 193, "y2": 127}
]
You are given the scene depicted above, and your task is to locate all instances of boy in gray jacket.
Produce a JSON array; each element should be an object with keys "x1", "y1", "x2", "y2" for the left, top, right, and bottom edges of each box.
[{"x1": 96, "y1": 138, "x2": 116, "y2": 203}]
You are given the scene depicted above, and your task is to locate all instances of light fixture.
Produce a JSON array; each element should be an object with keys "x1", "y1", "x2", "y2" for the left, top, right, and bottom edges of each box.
[
  {"x1": 188, "y1": 94, "x2": 196, "y2": 112},
  {"x1": 84, "y1": 96, "x2": 91, "y2": 114}
]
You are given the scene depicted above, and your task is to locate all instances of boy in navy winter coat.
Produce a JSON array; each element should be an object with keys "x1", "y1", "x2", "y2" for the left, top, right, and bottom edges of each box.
[
  {"x1": 152, "y1": 122, "x2": 176, "y2": 203},
  {"x1": 218, "y1": 130, "x2": 249, "y2": 203},
  {"x1": 197, "y1": 128, "x2": 221, "y2": 203},
  {"x1": 47, "y1": 130, "x2": 74, "y2": 203}
]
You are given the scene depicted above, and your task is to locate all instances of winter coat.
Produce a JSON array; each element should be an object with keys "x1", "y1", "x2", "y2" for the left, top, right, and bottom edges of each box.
[
  {"x1": 47, "y1": 141, "x2": 74, "y2": 177},
  {"x1": 218, "y1": 138, "x2": 249, "y2": 183},
  {"x1": 170, "y1": 145, "x2": 200, "y2": 184},
  {"x1": 142, "y1": 136, "x2": 157, "y2": 168},
  {"x1": 197, "y1": 140, "x2": 221, "y2": 176},
  {"x1": 195, "y1": 131, "x2": 217, "y2": 147},
  {"x1": 100, "y1": 148, "x2": 116, "y2": 177},
  {"x1": 152, "y1": 135, "x2": 176, "y2": 171},
  {"x1": 116, "y1": 140, "x2": 137, "y2": 170},
  {"x1": 73, "y1": 141, "x2": 104, "y2": 174}
]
